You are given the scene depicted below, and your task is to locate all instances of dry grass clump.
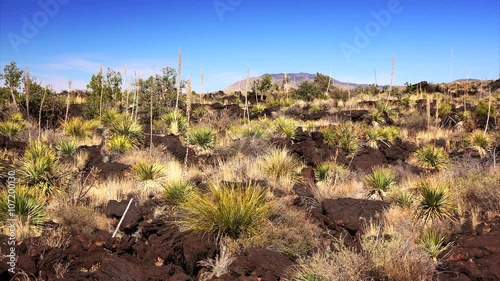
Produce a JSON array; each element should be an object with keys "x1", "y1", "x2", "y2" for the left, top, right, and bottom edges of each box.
[
  {"x1": 258, "y1": 147, "x2": 302, "y2": 192},
  {"x1": 86, "y1": 178, "x2": 140, "y2": 206},
  {"x1": 230, "y1": 197, "x2": 321, "y2": 260},
  {"x1": 51, "y1": 205, "x2": 110, "y2": 235}
]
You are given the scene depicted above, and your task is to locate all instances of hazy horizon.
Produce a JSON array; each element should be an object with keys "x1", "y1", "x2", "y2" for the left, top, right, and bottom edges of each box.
[{"x1": 1, "y1": 0, "x2": 499, "y2": 92}]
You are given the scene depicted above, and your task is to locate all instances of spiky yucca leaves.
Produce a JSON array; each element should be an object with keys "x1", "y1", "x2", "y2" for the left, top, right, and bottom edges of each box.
[
  {"x1": 415, "y1": 180, "x2": 453, "y2": 223},
  {"x1": 163, "y1": 180, "x2": 194, "y2": 205},
  {"x1": 418, "y1": 228, "x2": 451, "y2": 261},
  {"x1": 188, "y1": 126, "x2": 216, "y2": 153},
  {"x1": 364, "y1": 167, "x2": 397, "y2": 200},
  {"x1": 0, "y1": 120, "x2": 26, "y2": 139},
  {"x1": 18, "y1": 141, "x2": 60, "y2": 195},
  {"x1": 372, "y1": 102, "x2": 398, "y2": 124},
  {"x1": 179, "y1": 182, "x2": 274, "y2": 239},
  {"x1": 55, "y1": 139, "x2": 77, "y2": 157},
  {"x1": 414, "y1": 146, "x2": 449, "y2": 171},
  {"x1": 260, "y1": 148, "x2": 301, "y2": 181},
  {"x1": 109, "y1": 115, "x2": 143, "y2": 145},
  {"x1": 132, "y1": 161, "x2": 166, "y2": 188},
  {"x1": 100, "y1": 108, "x2": 123, "y2": 127},
  {"x1": 0, "y1": 187, "x2": 47, "y2": 239},
  {"x1": 273, "y1": 116, "x2": 297, "y2": 138},
  {"x1": 242, "y1": 126, "x2": 268, "y2": 139},
  {"x1": 322, "y1": 123, "x2": 360, "y2": 157},
  {"x1": 252, "y1": 103, "x2": 267, "y2": 114},
  {"x1": 314, "y1": 162, "x2": 335, "y2": 182},
  {"x1": 106, "y1": 135, "x2": 133, "y2": 153},
  {"x1": 161, "y1": 110, "x2": 188, "y2": 135},
  {"x1": 468, "y1": 131, "x2": 492, "y2": 157}
]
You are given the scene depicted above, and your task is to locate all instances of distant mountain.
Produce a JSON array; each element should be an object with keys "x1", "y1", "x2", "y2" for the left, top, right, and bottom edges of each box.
[
  {"x1": 453, "y1": 79, "x2": 481, "y2": 82},
  {"x1": 223, "y1": 73, "x2": 371, "y2": 93}
]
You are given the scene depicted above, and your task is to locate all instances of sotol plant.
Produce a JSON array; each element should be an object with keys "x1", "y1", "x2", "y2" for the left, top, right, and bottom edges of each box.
[
  {"x1": 188, "y1": 126, "x2": 216, "y2": 153},
  {"x1": 415, "y1": 180, "x2": 453, "y2": 223},
  {"x1": 414, "y1": 146, "x2": 449, "y2": 171}
]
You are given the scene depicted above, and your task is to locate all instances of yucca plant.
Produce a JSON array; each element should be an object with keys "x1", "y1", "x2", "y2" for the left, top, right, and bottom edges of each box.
[
  {"x1": 101, "y1": 108, "x2": 123, "y2": 127},
  {"x1": 0, "y1": 188, "x2": 47, "y2": 239},
  {"x1": 414, "y1": 146, "x2": 449, "y2": 171},
  {"x1": 0, "y1": 120, "x2": 26, "y2": 139},
  {"x1": 188, "y1": 126, "x2": 216, "y2": 153},
  {"x1": 106, "y1": 135, "x2": 133, "y2": 153},
  {"x1": 372, "y1": 102, "x2": 398, "y2": 124},
  {"x1": 322, "y1": 123, "x2": 360, "y2": 157},
  {"x1": 110, "y1": 115, "x2": 143, "y2": 145},
  {"x1": 161, "y1": 110, "x2": 188, "y2": 134},
  {"x1": 19, "y1": 141, "x2": 60, "y2": 194},
  {"x1": 365, "y1": 128, "x2": 383, "y2": 149},
  {"x1": 179, "y1": 182, "x2": 274, "y2": 239},
  {"x1": 314, "y1": 162, "x2": 334, "y2": 182},
  {"x1": 380, "y1": 126, "x2": 400, "y2": 142},
  {"x1": 132, "y1": 161, "x2": 166, "y2": 181},
  {"x1": 163, "y1": 180, "x2": 194, "y2": 205},
  {"x1": 260, "y1": 148, "x2": 301, "y2": 181},
  {"x1": 242, "y1": 125, "x2": 268, "y2": 139},
  {"x1": 468, "y1": 131, "x2": 492, "y2": 157},
  {"x1": 55, "y1": 139, "x2": 77, "y2": 157},
  {"x1": 63, "y1": 117, "x2": 91, "y2": 140},
  {"x1": 415, "y1": 180, "x2": 453, "y2": 223},
  {"x1": 252, "y1": 103, "x2": 267, "y2": 114},
  {"x1": 274, "y1": 116, "x2": 297, "y2": 138},
  {"x1": 418, "y1": 228, "x2": 451, "y2": 261},
  {"x1": 364, "y1": 167, "x2": 397, "y2": 200}
]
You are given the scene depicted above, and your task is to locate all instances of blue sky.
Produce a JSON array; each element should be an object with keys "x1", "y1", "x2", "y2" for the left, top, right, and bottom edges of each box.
[{"x1": 0, "y1": 0, "x2": 498, "y2": 92}]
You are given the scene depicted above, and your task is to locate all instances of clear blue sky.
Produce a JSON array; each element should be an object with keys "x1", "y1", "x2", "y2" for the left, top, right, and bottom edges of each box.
[{"x1": 1, "y1": 0, "x2": 499, "y2": 92}]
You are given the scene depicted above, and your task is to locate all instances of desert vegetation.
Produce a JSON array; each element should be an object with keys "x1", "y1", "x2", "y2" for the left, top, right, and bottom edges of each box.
[{"x1": 0, "y1": 60, "x2": 499, "y2": 280}]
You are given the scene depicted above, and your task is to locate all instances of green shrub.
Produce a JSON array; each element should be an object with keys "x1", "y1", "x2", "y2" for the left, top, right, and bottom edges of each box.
[
  {"x1": 132, "y1": 161, "x2": 166, "y2": 182},
  {"x1": 63, "y1": 117, "x2": 92, "y2": 140},
  {"x1": 438, "y1": 101, "x2": 453, "y2": 117},
  {"x1": 179, "y1": 182, "x2": 274, "y2": 239},
  {"x1": 468, "y1": 130, "x2": 492, "y2": 157},
  {"x1": 18, "y1": 141, "x2": 60, "y2": 194},
  {"x1": 418, "y1": 228, "x2": 451, "y2": 261},
  {"x1": 273, "y1": 117, "x2": 297, "y2": 138},
  {"x1": 110, "y1": 115, "x2": 143, "y2": 144},
  {"x1": 475, "y1": 100, "x2": 496, "y2": 117}
]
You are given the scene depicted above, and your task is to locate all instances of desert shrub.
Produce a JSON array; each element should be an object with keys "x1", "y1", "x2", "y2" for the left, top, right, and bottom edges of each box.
[
  {"x1": 100, "y1": 108, "x2": 123, "y2": 126},
  {"x1": 292, "y1": 81, "x2": 324, "y2": 101},
  {"x1": 415, "y1": 180, "x2": 453, "y2": 223},
  {"x1": 0, "y1": 187, "x2": 47, "y2": 239},
  {"x1": 438, "y1": 101, "x2": 453, "y2": 117},
  {"x1": 287, "y1": 241, "x2": 368, "y2": 281},
  {"x1": 259, "y1": 148, "x2": 300, "y2": 181},
  {"x1": 364, "y1": 167, "x2": 397, "y2": 200},
  {"x1": 372, "y1": 102, "x2": 398, "y2": 124},
  {"x1": 450, "y1": 169, "x2": 500, "y2": 213},
  {"x1": 179, "y1": 182, "x2": 274, "y2": 239},
  {"x1": 474, "y1": 99, "x2": 496, "y2": 117},
  {"x1": 413, "y1": 146, "x2": 449, "y2": 171},
  {"x1": 233, "y1": 200, "x2": 321, "y2": 260},
  {"x1": 389, "y1": 189, "x2": 414, "y2": 208},
  {"x1": 53, "y1": 205, "x2": 108, "y2": 235},
  {"x1": 242, "y1": 125, "x2": 268, "y2": 139},
  {"x1": 188, "y1": 126, "x2": 217, "y2": 153},
  {"x1": 163, "y1": 180, "x2": 194, "y2": 205},
  {"x1": 252, "y1": 103, "x2": 267, "y2": 114}
]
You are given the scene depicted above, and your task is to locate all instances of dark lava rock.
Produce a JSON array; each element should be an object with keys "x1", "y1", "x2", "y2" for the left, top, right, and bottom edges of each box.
[{"x1": 215, "y1": 248, "x2": 295, "y2": 281}]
